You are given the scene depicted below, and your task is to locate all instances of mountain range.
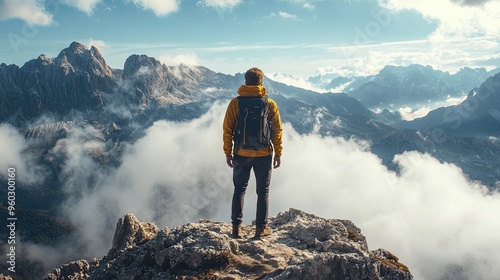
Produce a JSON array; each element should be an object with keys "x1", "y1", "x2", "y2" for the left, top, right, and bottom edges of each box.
[
  {"x1": 396, "y1": 73, "x2": 500, "y2": 137},
  {"x1": 1, "y1": 41, "x2": 500, "y2": 278},
  {"x1": 308, "y1": 64, "x2": 500, "y2": 111}
]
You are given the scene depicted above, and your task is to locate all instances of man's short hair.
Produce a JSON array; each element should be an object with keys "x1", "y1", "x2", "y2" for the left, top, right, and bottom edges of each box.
[{"x1": 245, "y1": 67, "x2": 264, "y2": 85}]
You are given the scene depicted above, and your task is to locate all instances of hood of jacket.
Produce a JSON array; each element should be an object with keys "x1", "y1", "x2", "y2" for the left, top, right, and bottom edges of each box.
[{"x1": 237, "y1": 85, "x2": 267, "y2": 98}]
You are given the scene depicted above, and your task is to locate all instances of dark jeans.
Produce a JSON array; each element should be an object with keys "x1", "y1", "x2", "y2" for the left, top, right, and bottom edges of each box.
[{"x1": 231, "y1": 154, "x2": 272, "y2": 229}]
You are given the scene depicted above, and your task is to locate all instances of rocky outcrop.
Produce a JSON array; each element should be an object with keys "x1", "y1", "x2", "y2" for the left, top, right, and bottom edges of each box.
[
  {"x1": 46, "y1": 209, "x2": 412, "y2": 280},
  {"x1": 122, "y1": 54, "x2": 188, "y2": 105},
  {"x1": 45, "y1": 260, "x2": 90, "y2": 280},
  {"x1": 106, "y1": 213, "x2": 160, "y2": 258},
  {"x1": 121, "y1": 54, "x2": 233, "y2": 106}
]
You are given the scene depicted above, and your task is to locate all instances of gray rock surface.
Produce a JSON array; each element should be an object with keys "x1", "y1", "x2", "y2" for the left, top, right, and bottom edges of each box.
[
  {"x1": 0, "y1": 42, "x2": 117, "y2": 121},
  {"x1": 46, "y1": 208, "x2": 412, "y2": 280},
  {"x1": 107, "y1": 213, "x2": 160, "y2": 258}
]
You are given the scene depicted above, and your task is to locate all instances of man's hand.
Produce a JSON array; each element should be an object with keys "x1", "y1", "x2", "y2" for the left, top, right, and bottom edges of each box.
[
  {"x1": 273, "y1": 156, "x2": 281, "y2": 169},
  {"x1": 226, "y1": 156, "x2": 234, "y2": 168}
]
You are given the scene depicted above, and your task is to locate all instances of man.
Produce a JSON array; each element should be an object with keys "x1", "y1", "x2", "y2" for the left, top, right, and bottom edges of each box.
[{"x1": 223, "y1": 67, "x2": 283, "y2": 239}]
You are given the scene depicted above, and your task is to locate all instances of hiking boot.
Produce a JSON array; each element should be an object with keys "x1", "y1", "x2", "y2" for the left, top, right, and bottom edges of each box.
[
  {"x1": 253, "y1": 226, "x2": 272, "y2": 239},
  {"x1": 232, "y1": 224, "x2": 242, "y2": 238}
]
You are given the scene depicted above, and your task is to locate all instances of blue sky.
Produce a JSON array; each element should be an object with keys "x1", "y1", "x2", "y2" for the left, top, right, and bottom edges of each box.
[{"x1": 1, "y1": 0, "x2": 499, "y2": 79}]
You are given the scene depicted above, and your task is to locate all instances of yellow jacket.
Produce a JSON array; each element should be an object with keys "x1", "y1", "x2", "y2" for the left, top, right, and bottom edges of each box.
[{"x1": 223, "y1": 85, "x2": 283, "y2": 157}]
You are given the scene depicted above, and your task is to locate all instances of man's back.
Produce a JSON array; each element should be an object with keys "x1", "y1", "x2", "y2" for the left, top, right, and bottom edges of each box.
[{"x1": 223, "y1": 67, "x2": 282, "y2": 239}]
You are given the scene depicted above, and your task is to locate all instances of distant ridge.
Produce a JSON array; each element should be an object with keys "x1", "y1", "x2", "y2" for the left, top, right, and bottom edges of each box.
[
  {"x1": 308, "y1": 64, "x2": 499, "y2": 111},
  {"x1": 396, "y1": 72, "x2": 500, "y2": 137},
  {"x1": 0, "y1": 41, "x2": 116, "y2": 120}
]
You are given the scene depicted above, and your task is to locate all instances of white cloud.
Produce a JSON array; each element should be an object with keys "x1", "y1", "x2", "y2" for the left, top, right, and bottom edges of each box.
[
  {"x1": 291, "y1": 0, "x2": 500, "y2": 77},
  {"x1": 398, "y1": 95, "x2": 468, "y2": 121},
  {"x1": 322, "y1": 37, "x2": 500, "y2": 76},
  {"x1": 0, "y1": 0, "x2": 53, "y2": 25},
  {"x1": 378, "y1": 0, "x2": 500, "y2": 38},
  {"x1": 60, "y1": 0, "x2": 102, "y2": 14},
  {"x1": 48, "y1": 124, "x2": 106, "y2": 196},
  {"x1": 158, "y1": 53, "x2": 199, "y2": 66},
  {"x1": 131, "y1": 0, "x2": 180, "y2": 16},
  {"x1": 87, "y1": 38, "x2": 106, "y2": 50},
  {"x1": 87, "y1": 38, "x2": 107, "y2": 54},
  {"x1": 398, "y1": 106, "x2": 432, "y2": 121},
  {"x1": 197, "y1": 0, "x2": 242, "y2": 10},
  {"x1": 58, "y1": 103, "x2": 232, "y2": 257},
  {"x1": 0, "y1": 124, "x2": 29, "y2": 177},
  {"x1": 278, "y1": 11, "x2": 299, "y2": 20},
  {"x1": 135, "y1": 65, "x2": 153, "y2": 76},
  {"x1": 267, "y1": 11, "x2": 300, "y2": 21},
  {"x1": 0, "y1": 0, "x2": 179, "y2": 24},
  {"x1": 280, "y1": 0, "x2": 316, "y2": 9},
  {"x1": 187, "y1": 37, "x2": 499, "y2": 78},
  {"x1": 266, "y1": 124, "x2": 500, "y2": 280},
  {"x1": 37, "y1": 102, "x2": 500, "y2": 280},
  {"x1": 0, "y1": 124, "x2": 46, "y2": 184},
  {"x1": 269, "y1": 72, "x2": 328, "y2": 93}
]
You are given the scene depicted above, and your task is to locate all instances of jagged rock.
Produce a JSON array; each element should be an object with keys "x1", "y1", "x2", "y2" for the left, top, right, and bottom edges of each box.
[
  {"x1": 45, "y1": 259, "x2": 90, "y2": 280},
  {"x1": 107, "y1": 213, "x2": 159, "y2": 258},
  {"x1": 122, "y1": 54, "x2": 203, "y2": 106},
  {"x1": 48, "y1": 208, "x2": 413, "y2": 280},
  {"x1": 0, "y1": 42, "x2": 117, "y2": 121},
  {"x1": 1, "y1": 41, "x2": 236, "y2": 123}
]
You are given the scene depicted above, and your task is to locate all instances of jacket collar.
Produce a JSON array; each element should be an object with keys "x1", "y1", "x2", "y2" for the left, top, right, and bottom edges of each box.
[{"x1": 237, "y1": 85, "x2": 266, "y2": 97}]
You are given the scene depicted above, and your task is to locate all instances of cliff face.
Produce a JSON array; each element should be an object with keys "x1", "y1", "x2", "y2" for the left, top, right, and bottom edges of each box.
[
  {"x1": 0, "y1": 42, "x2": 236, "y2": 123},
  {"x1": 0, "y1": 42, "x2": 117, "y2": 121},
  {"x1": 121, "y1": 54, "x2": 234, "y2": 107},
  {"x1": 45, "y1": 209, "x2": 412, "y2": 280}
]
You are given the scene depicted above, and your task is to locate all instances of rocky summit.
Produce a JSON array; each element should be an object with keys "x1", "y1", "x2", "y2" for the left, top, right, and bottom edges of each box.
[{"x1": 44, "y1": 208, "x2": 412, "y2": 280}]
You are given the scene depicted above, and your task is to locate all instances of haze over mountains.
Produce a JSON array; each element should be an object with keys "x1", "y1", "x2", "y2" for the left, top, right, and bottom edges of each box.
[
  {"x1": 309, "y1": 64, "x2": 499, "y2": 111},
  {"x1": 1, "y1": 42, "x2": 500, "y2": 280}
]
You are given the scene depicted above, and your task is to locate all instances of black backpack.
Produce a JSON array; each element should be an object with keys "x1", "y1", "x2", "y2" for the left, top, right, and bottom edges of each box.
[{"x1": 234, "y1": 96, "x2": 271, "y2": 151}]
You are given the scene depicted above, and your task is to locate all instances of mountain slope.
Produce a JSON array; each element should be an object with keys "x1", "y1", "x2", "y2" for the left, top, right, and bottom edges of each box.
[
  {"x1": 371, "y1": 129, "x2": 500, "y2": 187},
  {"x1": 0, "y1": 42, "x2": 117, "y2": 122},
  {"x1": 121, "y1": 54, "x2": 237, "y2": 107},
  {"x1": 396, "y1": 72, "x2": 500, "y2": 137},
  {"x1": 340, "y1": 64, "x2": 498, "y2": 110}
]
